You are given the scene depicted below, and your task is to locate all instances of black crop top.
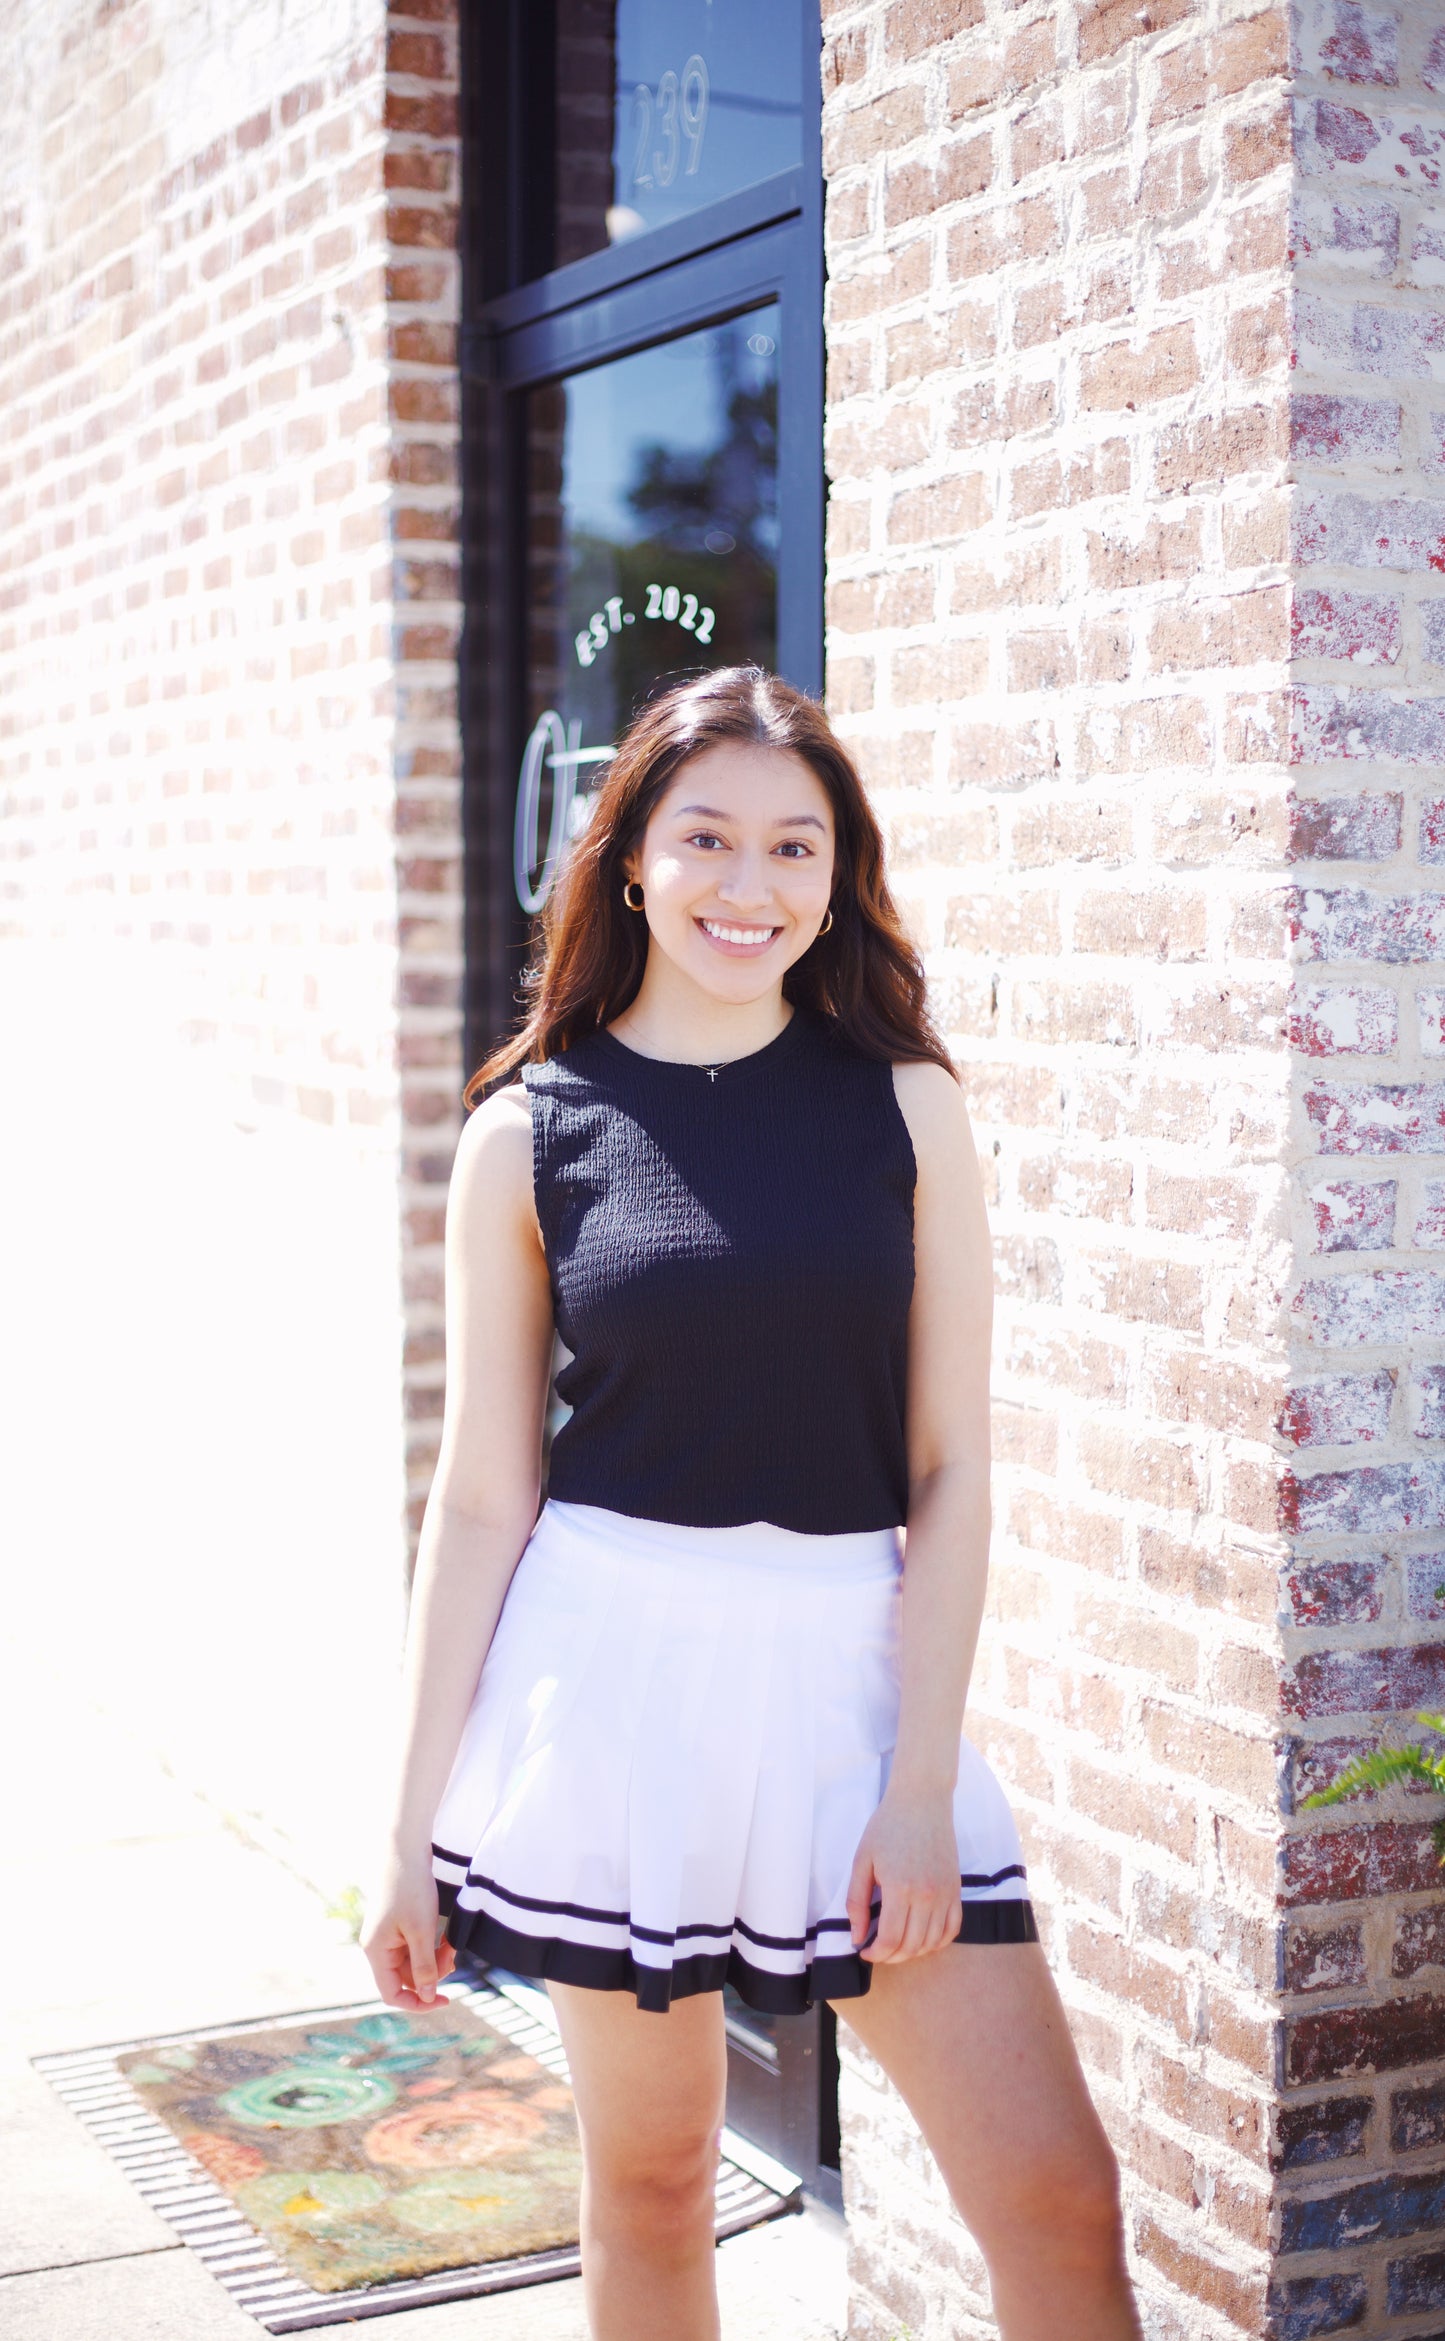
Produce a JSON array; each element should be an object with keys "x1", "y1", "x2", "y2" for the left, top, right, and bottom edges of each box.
[{"x1": 521, "y1": 1006, "x2": 916, "y2": 1534}]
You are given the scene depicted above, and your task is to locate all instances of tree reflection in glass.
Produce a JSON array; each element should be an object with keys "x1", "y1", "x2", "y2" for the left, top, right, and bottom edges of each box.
[{"x1": 518, "y1": 309, "x2": 779, "y2": 913}]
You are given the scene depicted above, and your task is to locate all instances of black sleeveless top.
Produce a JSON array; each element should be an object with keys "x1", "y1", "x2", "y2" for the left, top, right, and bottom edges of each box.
[{"x1": 521, "y1": 1006, "x2": 916, "y2": 1534}]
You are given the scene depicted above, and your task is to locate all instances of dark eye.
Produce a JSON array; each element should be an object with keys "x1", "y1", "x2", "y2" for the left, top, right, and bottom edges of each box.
[
  {"x1": 775, "y1": 839, "x2": 813, "y2": 858},
  {"x1": 685, "y1": 831, "x2": 726, "y2": 850}
]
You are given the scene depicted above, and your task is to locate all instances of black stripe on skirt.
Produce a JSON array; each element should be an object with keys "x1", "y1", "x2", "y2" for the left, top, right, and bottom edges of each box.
[{"x1": 434, "y1": 1861, "x2": 1040, "y2": 2015}]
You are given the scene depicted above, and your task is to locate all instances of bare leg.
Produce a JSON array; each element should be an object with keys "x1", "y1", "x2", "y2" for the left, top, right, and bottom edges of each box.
[
  {"x1": 546, "y1": 1981, "x2": 728, "y2": 2341},
  {"x1": 833, "y1": 1942, "x2": 1141, "y2": 2341}
]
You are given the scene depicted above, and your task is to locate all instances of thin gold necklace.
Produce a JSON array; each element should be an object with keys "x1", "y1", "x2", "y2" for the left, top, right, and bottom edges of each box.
[{"x1": 612, "y1": 1011, "x2": 727, "y2": 1078}]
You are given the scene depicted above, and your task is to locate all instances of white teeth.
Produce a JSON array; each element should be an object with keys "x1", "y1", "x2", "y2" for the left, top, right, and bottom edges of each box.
[{"x1": 701, "y1": 919, "x2": 776, "y2": 945}]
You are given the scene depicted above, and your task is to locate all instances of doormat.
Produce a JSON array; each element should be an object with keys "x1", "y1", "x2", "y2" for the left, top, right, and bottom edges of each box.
[{"x1": 33, "y1": 1975, "x2": 799, "y2": 2332}]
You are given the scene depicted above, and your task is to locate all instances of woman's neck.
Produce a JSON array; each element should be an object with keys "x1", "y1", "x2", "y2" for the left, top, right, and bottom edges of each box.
[{"x1": 608, "y1": 961, "x2": 793, "y2": 1066}]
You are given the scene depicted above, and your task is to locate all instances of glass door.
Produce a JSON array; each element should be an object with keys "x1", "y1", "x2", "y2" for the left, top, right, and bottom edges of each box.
[
  {"x1": 515, "y1": 308, "x2": 779, "y2": 912},
  {"x1": 458, "y1": 0, "x2": 832, "y2": 2190}
]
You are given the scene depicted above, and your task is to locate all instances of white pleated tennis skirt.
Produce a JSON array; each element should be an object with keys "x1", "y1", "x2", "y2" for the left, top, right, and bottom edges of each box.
[{"x1": 431, "y1": 1498, "x2": 1037, "y2": 2014}]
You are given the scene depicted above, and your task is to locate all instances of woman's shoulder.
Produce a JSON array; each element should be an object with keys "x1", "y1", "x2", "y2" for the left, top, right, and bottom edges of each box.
[
  {"x1": 451, "y1": 1079, "x2": 534, "y2": 1205},
  {"x1": 889, "y1": 1056, "x2": 974, "y2": 1170}
]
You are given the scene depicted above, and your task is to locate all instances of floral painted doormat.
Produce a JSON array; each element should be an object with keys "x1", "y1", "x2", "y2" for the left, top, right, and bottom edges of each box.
[
  {"x1": 117, "y1": 1998, "x2": 580, "y2": 2290},
  {"x1": 33, "y1": 1979, "x2": 797, "y2": 2331}
]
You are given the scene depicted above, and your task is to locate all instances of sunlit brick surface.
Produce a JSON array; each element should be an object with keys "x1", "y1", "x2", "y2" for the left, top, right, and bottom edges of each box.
[{"x1": 0, "y1": 0, "x2": 462, "y2": 1549}]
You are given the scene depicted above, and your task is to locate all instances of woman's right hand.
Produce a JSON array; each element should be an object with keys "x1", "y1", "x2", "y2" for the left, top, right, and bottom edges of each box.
[{"x1": 360, "y1": 1855, "x2": 457, "y2": 2010}]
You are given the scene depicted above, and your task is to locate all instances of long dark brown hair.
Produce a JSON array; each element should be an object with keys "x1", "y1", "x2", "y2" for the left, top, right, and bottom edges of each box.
[{"x1": 465, "y1": 667, "x2": 955, "y2": 1103}]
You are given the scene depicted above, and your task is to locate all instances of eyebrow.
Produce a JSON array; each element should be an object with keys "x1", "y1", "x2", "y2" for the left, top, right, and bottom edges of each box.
[{"x1": 675, "y1": 802, "x2": 828, "y2": 831}]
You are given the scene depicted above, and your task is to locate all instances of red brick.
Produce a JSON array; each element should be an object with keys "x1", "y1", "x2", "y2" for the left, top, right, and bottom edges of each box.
[
  {"x1": 951, "y1": 377, "x2": 1056, "y2": 448},
  {"x1": 1311, "y1": 1076, "x2": 1445, "y2": 1151},
  {"x1": 1295, "y1": 1271, "x2": 1445, "y2": 1348},
  {"x1": 1140, "y1": 1530, "x2": 1275, "y2": 1623},
  {"x1": 1291, "y1": 591, "x2": 1402, "y2": 669},
  {"x1": 1290, "y1": 983, "x2": 1398, "y2": 1057},
  {"x1": 1011, "y1": 978, "x2": 1136, "y2": 1047},
  {"x1": 1077, "y1": 1413, "x2": 1199, "y2": 1507},
  {"x1": 1422, "y1": 994, "x2": 1445, "y2": 1058},
  {"x1": 1079, "y1": 324, "x2": 1200, "y2": 411},
  {"x1": 1133, "y1": 2208, "x2": 1265, "y2": 2328},
  {"x1": 1143, "y1": 1170, "x2": 1257, "y2": 1241},
  {"x1": 1011, "y1": 798, "x2": 1131, "y2": 867},
  {"x1": 1074, "y1": 696, "x2": 1210, "y2": 773},
  {"x1": 887, "y1": 473, "x2": 989, "y2": 544},
  {"x1": 1421, "y1": 804, "x2": 1445, "y2": 864},
  {"x1": 890, "y1": 638, "x2": 988, "y2": 704},
  {"x1": 884, "y1": 132, "x2": 994, "y2": 228},
  {"x1": 1286, "y1": 1559, "x2": 1385, "y2": 1627},
  {"x1": 1153, "y1": 403, "x2": 1284, "y2": 494},
  {"x1": 1415, "y1": 1361, "x2": 1445, "y2": 1444},
  {"x1": 1011, "y1": 99, "x2": 1066, "y2": 183},
  {"x1": 1285, "y1": 1820, "x2": 1443, "y2": 1909},
  {"x1": 1286, "y1": 1992, "x2": 1445, "y2": 2085},
  {"x1": 1085, "y1": 512, "x2": 1201, "y2": 590},
  {"x1": 388, "y1": 28, "x2": 448, "y2": 78},
  {"x1": 1007, "y1": 1487, "x2": 1125, "y2": 1576},
  {"x1": 1150, "y1": 16, "x2": 1289, "y2": 126},
  {"x1": 821, "y1": 22, "x2": 869, "y2": 92},
  {"x1": 1296, "y1": 190, "x2": 1399, "y2": 269},
  {"x1": 1280, "y1": 1365, "x2": 1395, "y2": 1448},
  {"x1": 1141, "y1": 1699, "x2": 1276, "y2": 1804},
  {"x1": 1286, "y1": 1642, "x2": 1445, "y2": 1719},
  {"x1": 1078, "y1": 1253, "x2": 1205, "y2": 1336},
  {"x1": 1295, "y1": 491, "x2": 1445, "y2": 572},
  {"x1": 1007, "y1": 1137, "x2": 1123, "y2": 1232},
  {"x1": 1004, "y1": 1322, "x2": 1130, "y2": 1402},
  {"x1": 1285, "y1": 1921, "x2": 1368, "y2": 1995},
  {"x1": 824, "y1": 85, "x2": 928, "y2": 175},
  {"x1": 1074, "y1": 887, "x2": 1206, "y2": 959},
  {"x1": 1007, "y1": 628, "x2": 1075, "y2": 691},
  {"x1": 1294, "y1": 887, "x2": 1445, "y2": 964},
  {"x1": 1316, "y1": 4, "x2": 1398, "y2": 87},
  {"x1": 1078, "y1": 0, "x2": 1192, "y2": 67},
  {"x1": 1395, "y1": 1906, "x2": 1445, "y2": 1980},
  {"x1": 384, "y1": 89, "x2": 459, "y2": 140}
]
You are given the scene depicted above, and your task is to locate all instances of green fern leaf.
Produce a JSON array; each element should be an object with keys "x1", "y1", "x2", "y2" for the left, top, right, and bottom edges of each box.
[{"x1": 1302, "y1": 1745, "x2": 1441, "y2": 1807}]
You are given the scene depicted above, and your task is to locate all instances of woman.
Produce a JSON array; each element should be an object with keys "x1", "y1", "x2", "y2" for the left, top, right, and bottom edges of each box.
[{"x1": 362, "y1": 668, "x2": 1140, "y2": 2340}]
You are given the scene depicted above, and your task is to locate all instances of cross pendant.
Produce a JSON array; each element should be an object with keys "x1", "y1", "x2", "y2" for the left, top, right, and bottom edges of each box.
[{"x1": 704, "y1": 1066, "x2": 720, "y2": 1082}]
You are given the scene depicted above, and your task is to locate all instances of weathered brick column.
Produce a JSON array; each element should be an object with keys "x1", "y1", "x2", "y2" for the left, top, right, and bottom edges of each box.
[
  {"x1": 1280, "y1": 11, "x2": 1445, "y2": 2335},
  {"x1": 824, "y1": 2, "x2": 1445, "y2": 2335}
]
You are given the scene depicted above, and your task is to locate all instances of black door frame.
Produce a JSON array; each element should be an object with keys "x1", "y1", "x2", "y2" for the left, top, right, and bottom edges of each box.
[
  {"x1": 455, "y1": 0, "x2": 835, "y2": 2189},
  {"x1": 458, "y1": 2, "x2": 824, "y2": 1071}
]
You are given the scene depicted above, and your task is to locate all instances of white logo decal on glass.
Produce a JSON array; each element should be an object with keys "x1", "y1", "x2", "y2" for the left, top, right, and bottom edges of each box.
[
  {"x1": 513, "y1": 712, "x2": 615, "y2": 914},
  {"x1": 576, "y1": 586, "x2": 715, "y2": 668}
]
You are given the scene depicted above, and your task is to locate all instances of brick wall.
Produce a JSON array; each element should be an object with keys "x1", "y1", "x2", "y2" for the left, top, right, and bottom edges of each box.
[
  {"x1": 0, "y1": 0, "x2": 462, "y2": 1872},
  {"x1": 826, "y1": 2, "x2": 1445, "y2": 2335},
  {"x1": 822, "y1": 1, "x2": 1296, "y2": 2334},
  {"x1": 1280, "y1": 6, "x2": 1445, "y2": 2334}
]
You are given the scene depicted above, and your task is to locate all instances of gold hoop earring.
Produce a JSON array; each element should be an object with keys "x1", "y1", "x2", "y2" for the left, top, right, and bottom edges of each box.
[
  {"x1": 623, "y1": 879, "x2": 645, "y2": 911},
  {"x1": 818, "y1": 906, "x2": 833, "y2": 935}
]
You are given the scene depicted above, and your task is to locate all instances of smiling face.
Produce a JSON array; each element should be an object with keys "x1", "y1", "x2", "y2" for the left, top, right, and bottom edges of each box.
[{"x1": 622, "y1": 742, "x2": 836, "y2": 1003}]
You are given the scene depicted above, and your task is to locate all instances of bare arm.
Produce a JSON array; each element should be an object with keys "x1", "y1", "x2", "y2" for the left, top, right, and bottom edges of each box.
[
  {"x1": 361, "y1": 1080, "x2": 555, "y2": 2006},
  {"x1": 846, "y1": 1058, "x2": 995, "y2": 1964}
]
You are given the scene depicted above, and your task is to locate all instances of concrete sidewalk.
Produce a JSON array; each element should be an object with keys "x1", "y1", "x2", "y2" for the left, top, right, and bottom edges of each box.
[{"x1": 1, "y1": 1689, "x2": 847, "y2": 2340}]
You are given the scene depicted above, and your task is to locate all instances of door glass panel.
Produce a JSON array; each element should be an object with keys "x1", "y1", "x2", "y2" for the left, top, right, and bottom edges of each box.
[
  {"x1": 517, "y1": 305, "x2": 779, "y2": 914},
  {"x1": 555, "y1": 2, "x2": 804, "y2": 267}
]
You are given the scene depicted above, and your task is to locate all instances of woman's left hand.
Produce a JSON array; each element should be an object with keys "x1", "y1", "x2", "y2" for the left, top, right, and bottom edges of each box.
[{"x1": 846, "y1": 1789, "x2": 963, "y2": 1964}]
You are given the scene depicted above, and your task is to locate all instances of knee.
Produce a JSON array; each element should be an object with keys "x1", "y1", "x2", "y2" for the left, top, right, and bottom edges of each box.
[
  {"x1": 585, "y1": 2123, "x2": 722, "y2": 2254},
  {"x1": 970, "y1": 2131, "x2": 1126, "y2": 2273}
]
